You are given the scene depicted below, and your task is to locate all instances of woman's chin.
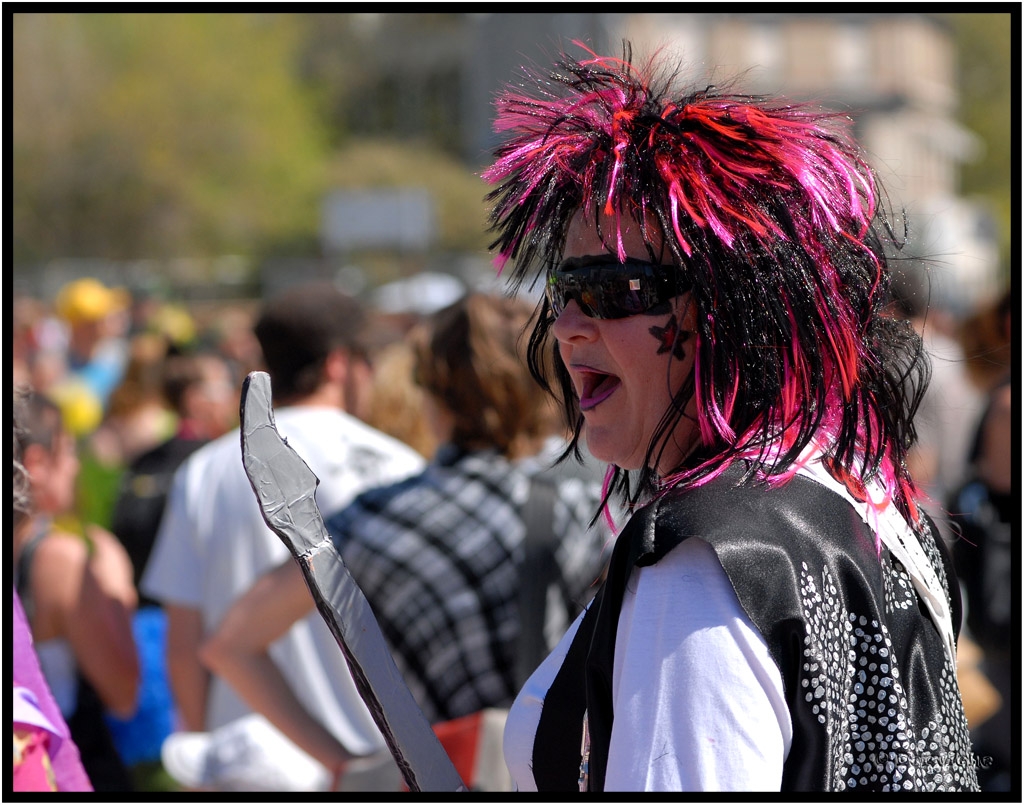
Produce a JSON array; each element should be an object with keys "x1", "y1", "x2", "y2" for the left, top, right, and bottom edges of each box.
[{"x1": 583, "y1": 428, "x2": 642, "y2": 472}]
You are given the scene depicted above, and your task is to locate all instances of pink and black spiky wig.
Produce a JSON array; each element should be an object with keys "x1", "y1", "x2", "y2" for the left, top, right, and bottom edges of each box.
[{"x1": 484, "y1": 42, "x2": 929, "y2": 526}]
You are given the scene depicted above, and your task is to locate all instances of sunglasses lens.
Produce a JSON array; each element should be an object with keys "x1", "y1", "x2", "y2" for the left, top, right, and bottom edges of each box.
[
  {"x1": 545, "y1": 275, "x2": 568, "y2": 317},
  {"x1": 546, "y1": 262, "x2": 685, "y2": 319}
]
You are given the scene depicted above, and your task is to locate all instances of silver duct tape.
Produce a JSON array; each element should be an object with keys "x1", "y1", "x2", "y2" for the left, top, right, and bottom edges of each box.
[{"x1": 240, "y1": 371, "x2": 465, "y2": 793}]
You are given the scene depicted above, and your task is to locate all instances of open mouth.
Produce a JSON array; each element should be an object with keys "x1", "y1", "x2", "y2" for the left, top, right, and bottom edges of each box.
[{"x1": 578, "y1": 369, "x2": 621, "y2": 411}]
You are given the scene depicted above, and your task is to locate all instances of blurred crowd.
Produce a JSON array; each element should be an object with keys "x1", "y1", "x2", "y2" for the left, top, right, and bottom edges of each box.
[
  {"x1": 890, "y1": 276, "x2": 1013, "y2": 792},
  {"x1": 12, "y1": 273, "x2": 1012, "y2": 792},
  {"x1": 13, "y1": 278, "x2": 263, "y2": 791},
  {"x1": 12, "y1": 275, "x2": 613, "y2": 792}
]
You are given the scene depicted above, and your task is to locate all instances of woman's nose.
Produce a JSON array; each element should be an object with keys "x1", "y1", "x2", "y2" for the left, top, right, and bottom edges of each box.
[{"x1": 551, "y1": 299, "x2": 599, "y2": 344}]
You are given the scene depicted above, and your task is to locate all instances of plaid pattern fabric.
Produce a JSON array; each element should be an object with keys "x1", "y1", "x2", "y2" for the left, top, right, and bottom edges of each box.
[{"x1": 328, "y1": 445, "x2": 609, "y2": 725}]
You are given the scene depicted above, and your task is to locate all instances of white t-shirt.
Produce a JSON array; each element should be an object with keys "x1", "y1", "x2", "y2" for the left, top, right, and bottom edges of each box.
[
  {"x1": 142, "y1": 405, "x2": 424, "y2": 753},
  {"x1": 503, "y1": 536, "x2": 792, "y2": 792}
]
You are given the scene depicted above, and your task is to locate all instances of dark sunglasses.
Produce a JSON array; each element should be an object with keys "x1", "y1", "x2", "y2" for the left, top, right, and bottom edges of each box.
[{"x1": 545, "y1": 259, "x2": 690, "y2": 320}]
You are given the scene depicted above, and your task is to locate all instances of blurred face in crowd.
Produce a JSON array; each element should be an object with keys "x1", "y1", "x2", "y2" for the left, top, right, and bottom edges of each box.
[
  {"x1": 23, "y1": 429, "x2": 80, "y2": 515},
  {"x1": 551, "y1": 209, "x2": 699, "y2": 474},
  {"x1": 188, "y1": 356, "x2": 239, "y2": 438}
]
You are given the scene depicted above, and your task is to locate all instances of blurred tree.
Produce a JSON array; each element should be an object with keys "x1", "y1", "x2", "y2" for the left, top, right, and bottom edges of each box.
[
  {"x1": 945, "y1": 12, "x2": 1012, "y2": 277},
  {"x1": 13, "y1": 13, "x2": 329, "y2": 264}
]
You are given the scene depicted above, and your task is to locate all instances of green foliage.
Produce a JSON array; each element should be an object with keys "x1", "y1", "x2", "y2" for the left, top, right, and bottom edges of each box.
[
  {"x1": 12, "y1": 13, "x2": 330, "y2": 263},
  {"x1": 944, "y1": 12, "x2": 1013, "y2": 275}
]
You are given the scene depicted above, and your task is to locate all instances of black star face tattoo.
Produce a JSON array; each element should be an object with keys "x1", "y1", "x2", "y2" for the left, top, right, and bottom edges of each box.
[{"x1": 649, "y1": 314, "x2": 690, "y2": 360}]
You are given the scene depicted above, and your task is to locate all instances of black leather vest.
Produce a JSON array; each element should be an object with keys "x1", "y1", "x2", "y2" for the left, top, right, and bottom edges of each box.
[{"x1": 531, "y1": 467, "x2": 980, "y2": 792}]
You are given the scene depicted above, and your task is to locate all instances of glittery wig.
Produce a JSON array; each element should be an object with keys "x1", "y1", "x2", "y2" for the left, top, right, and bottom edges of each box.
[{"x1": 484, "y1": 42, "x2": 929, "y2": 530}]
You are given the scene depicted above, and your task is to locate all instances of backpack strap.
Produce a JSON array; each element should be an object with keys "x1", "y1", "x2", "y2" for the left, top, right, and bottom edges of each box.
[
  {"x1": 515, "y1": 474, "x2": 559, "y2": 689},
  {"x1": 15, "y1": 522, "x2": 49, "y2": 626}
]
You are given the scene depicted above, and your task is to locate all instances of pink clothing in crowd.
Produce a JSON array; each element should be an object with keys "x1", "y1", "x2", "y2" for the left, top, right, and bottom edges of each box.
[{"x1": 12, "y1": 589, "x2": 92, "y2": 791}]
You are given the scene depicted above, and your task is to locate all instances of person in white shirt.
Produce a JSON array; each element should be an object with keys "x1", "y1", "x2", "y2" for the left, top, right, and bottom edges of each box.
[
  {"x1": 198, "y1": 293, "x2": 611, "y2": 790},
  {"x1": 142, "y1": 282, "x2": 423, "y2": 790},
  {"x1": 483, "y1": 42, "x2": 979, "y2": 793}
]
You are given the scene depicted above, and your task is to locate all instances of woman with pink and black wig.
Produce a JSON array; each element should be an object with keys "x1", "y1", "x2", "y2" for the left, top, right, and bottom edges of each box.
[{"x1": 486, "y1": 42, "x2": 979, "y2": 793}]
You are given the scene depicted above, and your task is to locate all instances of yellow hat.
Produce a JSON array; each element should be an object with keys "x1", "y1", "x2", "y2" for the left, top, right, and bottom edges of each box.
[
  {"x1": 150, "y1": 303, "x2": 197, "y2": 347},
  {"x1": 47, "y1": 379, "x2": 103, "y2": 437},
  {"x1": 55, "y1": 278, "x2": 130, "y2": 325}
]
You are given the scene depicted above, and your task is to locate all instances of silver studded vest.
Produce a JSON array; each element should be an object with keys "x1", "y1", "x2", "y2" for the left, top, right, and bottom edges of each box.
[{"x1": 530, "y1": 467, "x2": 980, "y2": 792}]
